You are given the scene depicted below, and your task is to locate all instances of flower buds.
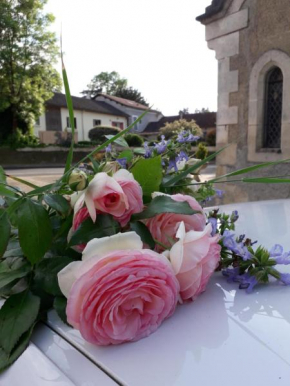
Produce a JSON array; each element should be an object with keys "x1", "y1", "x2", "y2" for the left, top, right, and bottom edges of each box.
[{"x1": 68, "y1": 169, "x2": 88, "y2": 191}]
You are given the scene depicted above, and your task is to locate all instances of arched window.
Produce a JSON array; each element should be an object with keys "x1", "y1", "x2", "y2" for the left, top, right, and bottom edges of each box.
[{"x1": 263, "y1": 67, "x2": 283, "y2": 148}]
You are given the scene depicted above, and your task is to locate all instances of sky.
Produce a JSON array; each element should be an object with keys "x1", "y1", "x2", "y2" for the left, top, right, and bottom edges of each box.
[{"x1": 44, "y1": 0, "x2": 217, "y2": 116}]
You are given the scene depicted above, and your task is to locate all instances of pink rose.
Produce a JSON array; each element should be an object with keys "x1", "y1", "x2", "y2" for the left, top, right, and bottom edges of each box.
[
  {"x1": 145, "y1": 193, "x2": 206, "y2": 252},
  {"x1": 169, "y1": 222, "x2": 221, "y2": 302},
  {"x1": 58, "y1": 232, "x2": 179, "y2": 345},
  {"x1": 113, "y1": 170, "x2": 143, "y2": 226},
  {"x1": 83, "y1": 172, "x2": 129, "y2": 222}
]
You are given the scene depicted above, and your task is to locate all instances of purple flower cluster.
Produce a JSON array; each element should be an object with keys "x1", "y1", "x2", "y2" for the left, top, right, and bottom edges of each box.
[
  {"x1": 144, "y1": 142, "x2": 152, "y2": 158},
  {"x1": 154, "y1": 135, "x2": 168, "y2": 154},
  {"x1": 208, "y1": 217, "x2": 217, "y2": 236},
  {"x1": 269, "y1": 244, "x2": 290, "y2": 265},
  {"x1": 222, "y1": 231, "x2": 252, "y2": 261},
  {"x1": 222, "y1": 269, "x2": 258, "y2": 293},
  {"x1": 116, "y1": 158, "x2": 127, "y2": 169},
  {"x1": 177, "y1": 131, "x2": 200, "y2": 144}
]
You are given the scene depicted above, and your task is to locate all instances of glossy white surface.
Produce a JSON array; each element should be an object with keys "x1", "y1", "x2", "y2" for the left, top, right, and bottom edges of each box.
[
  {"x1": 46, "y1": 199, "x2": 290, "y2": 386},
  {"x1": 32, "y1": 324, "x2": 118, "y2": 386},
  {"x1": 0, "y1": 342, "x2": 74, "y2": 386}
]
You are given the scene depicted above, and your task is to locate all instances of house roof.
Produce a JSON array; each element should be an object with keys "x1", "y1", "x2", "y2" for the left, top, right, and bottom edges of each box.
[
  {"x1": 143, "y1": 112, "x2": 216, "y2": 133},
  {"x1": 46, "y1": 93, "x2": 129, "y2": 118},
  {"x1": 196, "y1": 0, "x2": 226, "y2": 22},
  {"x1": 96, "y1": 94, "x2": 160, "y2": 113}
]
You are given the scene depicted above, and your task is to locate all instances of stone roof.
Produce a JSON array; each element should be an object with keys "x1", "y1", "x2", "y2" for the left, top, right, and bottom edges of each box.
[
  {"x1": 47, "y1": 93, "x2": 129, "y2": 117},
  {"x1": 143, "y1": 112, "x2": 216, "y2": 133},
  {"x1": 196, "y1": 0, "x2": 226, "y2": 22}
]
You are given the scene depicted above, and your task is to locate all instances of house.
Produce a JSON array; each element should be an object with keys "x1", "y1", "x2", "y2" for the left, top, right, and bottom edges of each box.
[
  {"x1": 142, "y1": 112, "x2": 216, "y2": 141},
  {"x1": 94, "y1": 94, "x2": 163, "y2": 133},
  {"x1": 34, "y1": 92, "x2": 129, "y2": 143},
  {"x1": 197, "y1": 0, "x2": 290, "y2": 203}
]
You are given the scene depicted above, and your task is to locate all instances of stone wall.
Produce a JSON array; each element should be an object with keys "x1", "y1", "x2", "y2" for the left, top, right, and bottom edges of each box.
[{"x1": 201, "y1": 0, "x2": 290, "y2": 203}]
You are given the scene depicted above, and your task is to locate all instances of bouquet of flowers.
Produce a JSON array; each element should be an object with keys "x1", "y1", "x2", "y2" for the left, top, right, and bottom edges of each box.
[{"x1": 1, "y1": 68, "x2": 290, "y2": 372}]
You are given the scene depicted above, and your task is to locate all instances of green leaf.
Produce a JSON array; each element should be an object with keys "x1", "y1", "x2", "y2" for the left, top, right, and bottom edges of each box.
[
  {"x1": 0, "y1": 263, "x2": 31, "y2": 290},
  {"x1": 163, "y1": 145, "x2": 229, "y2": 187},
  {"x1": 130, "y1": 221, "x2": 155, "y2": 249},
  {"x1": 69, "y1": 214, "x2": 120, "y2": 246},
  {"x1": 27, "y1": 183, "x2": 55, "y2": 197},
  {"x1": 210, "y1": 158, "x2": 290, "y2": 182},
  {"x1": 34, "y1": 257, "x2": 74, "y2": 296},
  {"x1": 132, "y1": 195, "x2": 198, "y2": 220},
  {"x1": 242, "y1": 177, "x2": 290, "y2": 183},
  {"x1": 0, "y1": 183, "x2": 19, "y2": 199},
  {"x1": 0, "y1": 291, "x2": 40, "y2": 355},
  {"x1": 53, "y1": 296, "x2": 69, "y2": 325},
  {"x1": 18, "y1": 198, "x2": 53, "y2": 264},
  {"x1": 0, "y1": 166, "x2": 6, "y2": 184},
  {"x1": 62, "y1": 57, "x2": 75, "y2": 174},
  {"x1": 105, "y1": 134, "x2": 129, "y2": 147},
  {"x1": 131, "y1": 156, "x2": 162, "y2": 198},
  {"x1": 3, "y1": 247, "x2": 23, "y2": 258},
  {"x1": 119, "y1": 149, "x2": 134, "y2": 162},
  {"x1": 5, "y1": 174, "x2": 38, "y2": 189},
  {"x1": 0, "y1": 209, "x2": 10, "y2": 258},
  {"x1": 0, "y1": 324, "x2": 34, "y2": 373},
  {"x1": 44, "y1": 194, "x2": 71, "y2": 215},
  {"x1": 89, "y1": 156, "x2": 99, "y2": 173}
]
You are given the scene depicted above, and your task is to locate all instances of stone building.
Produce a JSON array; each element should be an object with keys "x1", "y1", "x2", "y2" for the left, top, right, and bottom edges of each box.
[{"x1": 197, "y1": 0, "x2": 290, "y2": 203}]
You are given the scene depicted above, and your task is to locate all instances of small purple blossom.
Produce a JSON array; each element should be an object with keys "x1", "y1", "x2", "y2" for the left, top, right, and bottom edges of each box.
[
  {"x1": 177, "y1": 150, "x2": 189, "y2": 163},
  {"x1": 116, "y1": 158, "x2": 127, "y2": 169},
  {"x1": 269, "y1": 245, "x2": 290, "y2": 265},
  {"x1": 187, "y1": 133, "x2": 200, "y2": 142},
  {"x1": 215, "y1": 189, "x2": 224, "y2": 198},
  {"x1": 222, "y1": 267, "x2": 240, "y2": 282},
  {"x1": 208, "y1": 217, "x2": 217, "y2": 236},
  {"x1": 155, "y1": 135, "x2": 168, "y2": 154},
  {"x1": 237, "y1": 273, "x2": 258, "y2": 293},
  {"x1": 222, "y1": 231, "x2": 252, "y2": 261},
  {"x1": 167, "y1": 158, "x2": 178, "y2": 173},
  {"x1": 230, "y1": 210, "x2": 239, "y2": 223},
  {"x1": 106, "y1": 143, "x2": 112, "y2": 153},
  {"x1": 144, "y1": 142, "x2": 152, "y2": 158},
  {"x1": 279, "y1": 273, "x2": 290, "y2": 285},
  {"x1": 177, "y1": 131, "x2": 188, "y2": 143}
]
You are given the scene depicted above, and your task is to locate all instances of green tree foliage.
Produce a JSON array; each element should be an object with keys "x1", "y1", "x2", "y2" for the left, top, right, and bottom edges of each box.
[
  {"x1": 114, "y1": 87, "x2": 149, "y2": 107},
  {"x1": 194, "y1": 107, "x2": 211, "y2": 113},
  {"x1": 83, "y1": 72, "x2": 149, "y2": 106},
  {"x1": 84, "y1": 71, "x2": 128, "y2": 98},
  {"x1": 0, "y1": 0, "x2": 62, "y2": 139}
]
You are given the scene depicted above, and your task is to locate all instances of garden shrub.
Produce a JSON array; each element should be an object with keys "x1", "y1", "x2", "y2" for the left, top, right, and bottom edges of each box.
[
  {"x1": 89, "y1": 126, "x2": 121, "y2": 142},
  {"x1": 124, "y1": 133, "x2": 144, "y2": 147},
  {"x1": 195, "y1": 143, "x2": 209, "y2": 160}
]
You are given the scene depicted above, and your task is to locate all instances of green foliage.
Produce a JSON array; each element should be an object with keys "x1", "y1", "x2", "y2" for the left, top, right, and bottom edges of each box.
[
  {"x1": 114, "y1": 87, "x2": 149, "y2": 106},
  {"x1": 131, "y1": 156, "x2": 163, "y2": 200},
  {"x1": 130, "y1": 221, "x2": 155, "y2": 249},
  {"x1": 18, "y1": 198, "x2": 53, "y2": 264},
  {"x1": 69, "y1": 215, "x2": 120, "y2": 246},
  {"x1": 195, "y1": 143, "x2": 209, "y2": 160},
  {"x1": 132, "y1": 195, "x2": 198, "y2": 221},
  {"x1": 44, "y1": 194, "x2": 71, "y2": 216},
  {"x1": 206, "y1": 129, "x2": 216, "y2": 146},
  {"x1": 0, "y1": 210, "x2": 11, "y2": 258},
  {"x1": 0, "y1": 291, "x2": 40, "y2": 355},
  {"x1": 33, "y1": 257, "x2": 74, "y2": 297},
  {"x1": 53, "y1": 296, "x2": 69, "y2": 325},
  {"x1": 124, "y1": 133, "x2": 144, "y2": 147},
  {"x1": 0, "y1": 261, "x2": 31, "y2": 290},
  {"x1": 89, "y1": 126, "x2": 121, "y2": 142},
  {"x1": 84, "y1": 71, "x2": 127, "y2": 98},
  {"x1": 3, "y1": 129, "x2": 40, "y2": 149},
  {"x1": 160, "y1": 119, "x2": 203, "y2": 140},
  {"x1": 0, "y1": 0, "x2": 62, "y2": 139}
]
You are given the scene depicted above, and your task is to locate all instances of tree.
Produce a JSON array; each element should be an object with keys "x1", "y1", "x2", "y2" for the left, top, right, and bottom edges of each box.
[
  {"x1": 194, "y1": 107, "x2": 211, "y2": 113},
  {"x1": 179, "y1": 108, "x2": 189, "y2": 115},
  {"x1": 83, "y1": 71, "x2": 149, "y2": 106},
  {"x1": 83, "y1": 71, "x2": 128, "y2": 98},
  {"x1": 114, "y1": 87, "x2": 149, "y2": 106},
  {"x1": 0, "y1": 0, "x2": 61, "y2": 139}
]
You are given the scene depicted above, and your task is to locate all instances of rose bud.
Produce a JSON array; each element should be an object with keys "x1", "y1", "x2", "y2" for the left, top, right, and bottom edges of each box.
[{"x1": 68, "y1": 169, "x2": 88, "y2": 191}]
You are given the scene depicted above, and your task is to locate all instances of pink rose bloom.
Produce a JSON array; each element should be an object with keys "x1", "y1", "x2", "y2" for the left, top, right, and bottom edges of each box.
[
  {"x1": 113, "y1": 170, "x2": 143, "y2": 226},
  {"x1": 58, "y1": 232, "x2": 179, "y2": 345},
  {"x1": 169, "y1": 222, "x2": 221, "y2": 302},
  {"x1": 83, "y1": 172, "x2": 129, "y2": 222},
  {"x1": 145, "y1": 193, "x2": 206, "y2": 252}
]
